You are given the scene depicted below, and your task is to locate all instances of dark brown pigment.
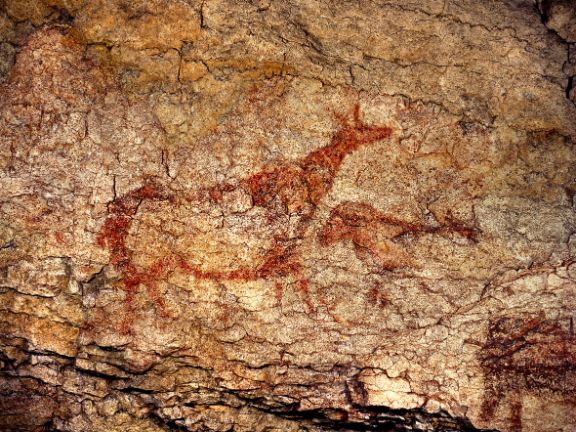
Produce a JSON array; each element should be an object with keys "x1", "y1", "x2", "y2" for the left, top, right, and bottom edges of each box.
[
  {"x1": 478, "y1": 313, "x2": 576, "y2": 432},
  {"x1": 319, "y1": 200, "x2": 478, "y2": 271}
]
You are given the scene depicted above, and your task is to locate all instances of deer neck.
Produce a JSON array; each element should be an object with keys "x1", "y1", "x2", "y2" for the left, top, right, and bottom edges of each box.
[{"x1": 301, "y1": 129, "x2": 359, "y2": 176}]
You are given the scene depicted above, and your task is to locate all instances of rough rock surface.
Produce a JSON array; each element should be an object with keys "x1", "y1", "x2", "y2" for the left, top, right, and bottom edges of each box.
[{"x1": 1, "y1": 1, "x2": 575, "y2": 431}]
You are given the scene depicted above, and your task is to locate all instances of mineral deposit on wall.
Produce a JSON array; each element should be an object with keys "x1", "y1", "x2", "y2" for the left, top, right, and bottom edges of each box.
[{"x1": 1, "y1": 1, "x2": 575, "y2": 431}]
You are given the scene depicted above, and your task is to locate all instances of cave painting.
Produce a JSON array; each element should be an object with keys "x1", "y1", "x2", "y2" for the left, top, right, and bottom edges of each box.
[
  {"x1": 478, "y1": 313, "x2": 576, "y2": 432},
  {"x1": 96, "y1": 104, "x2": 476, "y2": 333},
  {"x1": 97, "y1": 104, "x2": 391, "y2": 332}
]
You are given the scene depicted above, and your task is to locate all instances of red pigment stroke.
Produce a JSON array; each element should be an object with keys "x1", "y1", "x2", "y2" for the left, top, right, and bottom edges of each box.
[{"x1": 96, "y1": 105, "x2": 393, "y2": 333}]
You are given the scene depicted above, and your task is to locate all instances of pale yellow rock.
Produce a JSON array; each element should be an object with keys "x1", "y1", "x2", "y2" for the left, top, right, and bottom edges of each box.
[{"x1": 179, "y1": 60, "x2": 208, "y2": 82}]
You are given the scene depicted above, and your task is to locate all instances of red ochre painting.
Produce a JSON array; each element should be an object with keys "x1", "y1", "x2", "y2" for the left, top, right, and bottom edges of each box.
[{"x1": 96, "y1": 104, "x2": 478, "y2": 334}]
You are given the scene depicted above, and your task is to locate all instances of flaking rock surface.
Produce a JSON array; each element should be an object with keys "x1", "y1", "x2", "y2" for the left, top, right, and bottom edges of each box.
[{"x1": 1, "y1": 1, "x2": 575, "y2": 431}]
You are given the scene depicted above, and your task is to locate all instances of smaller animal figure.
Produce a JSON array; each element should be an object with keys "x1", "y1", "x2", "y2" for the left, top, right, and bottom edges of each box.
[
  {"x1": 478, "y1": 313, "x2": 576, "y2": 432},
  {"x1": 319, "y1": 201, "x2": 478, "y2": 272}
]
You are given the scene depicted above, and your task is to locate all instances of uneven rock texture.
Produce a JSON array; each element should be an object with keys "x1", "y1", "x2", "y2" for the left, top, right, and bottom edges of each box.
[{"x1": 1, "y1": 1, "x2": 575, "y2": 431}]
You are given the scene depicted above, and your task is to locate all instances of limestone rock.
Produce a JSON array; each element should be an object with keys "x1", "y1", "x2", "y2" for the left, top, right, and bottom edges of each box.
[{"x1": 1, "y1": 1, "x2": 575, "y2": 431}]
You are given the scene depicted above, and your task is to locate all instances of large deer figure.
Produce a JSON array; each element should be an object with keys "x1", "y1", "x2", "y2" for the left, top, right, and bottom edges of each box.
[{"x1": 96, "y1": 105, "x2": 394, "y2": 333}]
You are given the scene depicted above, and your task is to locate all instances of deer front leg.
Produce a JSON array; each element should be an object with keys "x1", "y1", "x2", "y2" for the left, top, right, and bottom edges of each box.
[{"x1": 274, "y1": 281, "x2": 283, "y2": 308}]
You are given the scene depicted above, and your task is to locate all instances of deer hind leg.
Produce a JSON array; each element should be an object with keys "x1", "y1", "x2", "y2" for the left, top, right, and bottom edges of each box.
[
  {"x1": 142, "y1": 256, "x2": 177, "y2": 318},
  {"x1": 298, "y1": 278, "x2": 315, "y2": 314}
]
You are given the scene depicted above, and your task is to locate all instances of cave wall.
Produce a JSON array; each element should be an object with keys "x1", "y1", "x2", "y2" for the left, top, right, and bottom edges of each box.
[{"x1": 1, "y1": 1, "x2": 575, "y2": 431}]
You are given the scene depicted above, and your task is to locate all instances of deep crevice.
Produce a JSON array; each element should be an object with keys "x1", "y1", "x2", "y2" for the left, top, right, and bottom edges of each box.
[
  {"x1": 270, "y1": 405, "x2": 497, "y2": 432},
  {"x1": 566, "y1": 75, "x2": 574, "y2": 100}
]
